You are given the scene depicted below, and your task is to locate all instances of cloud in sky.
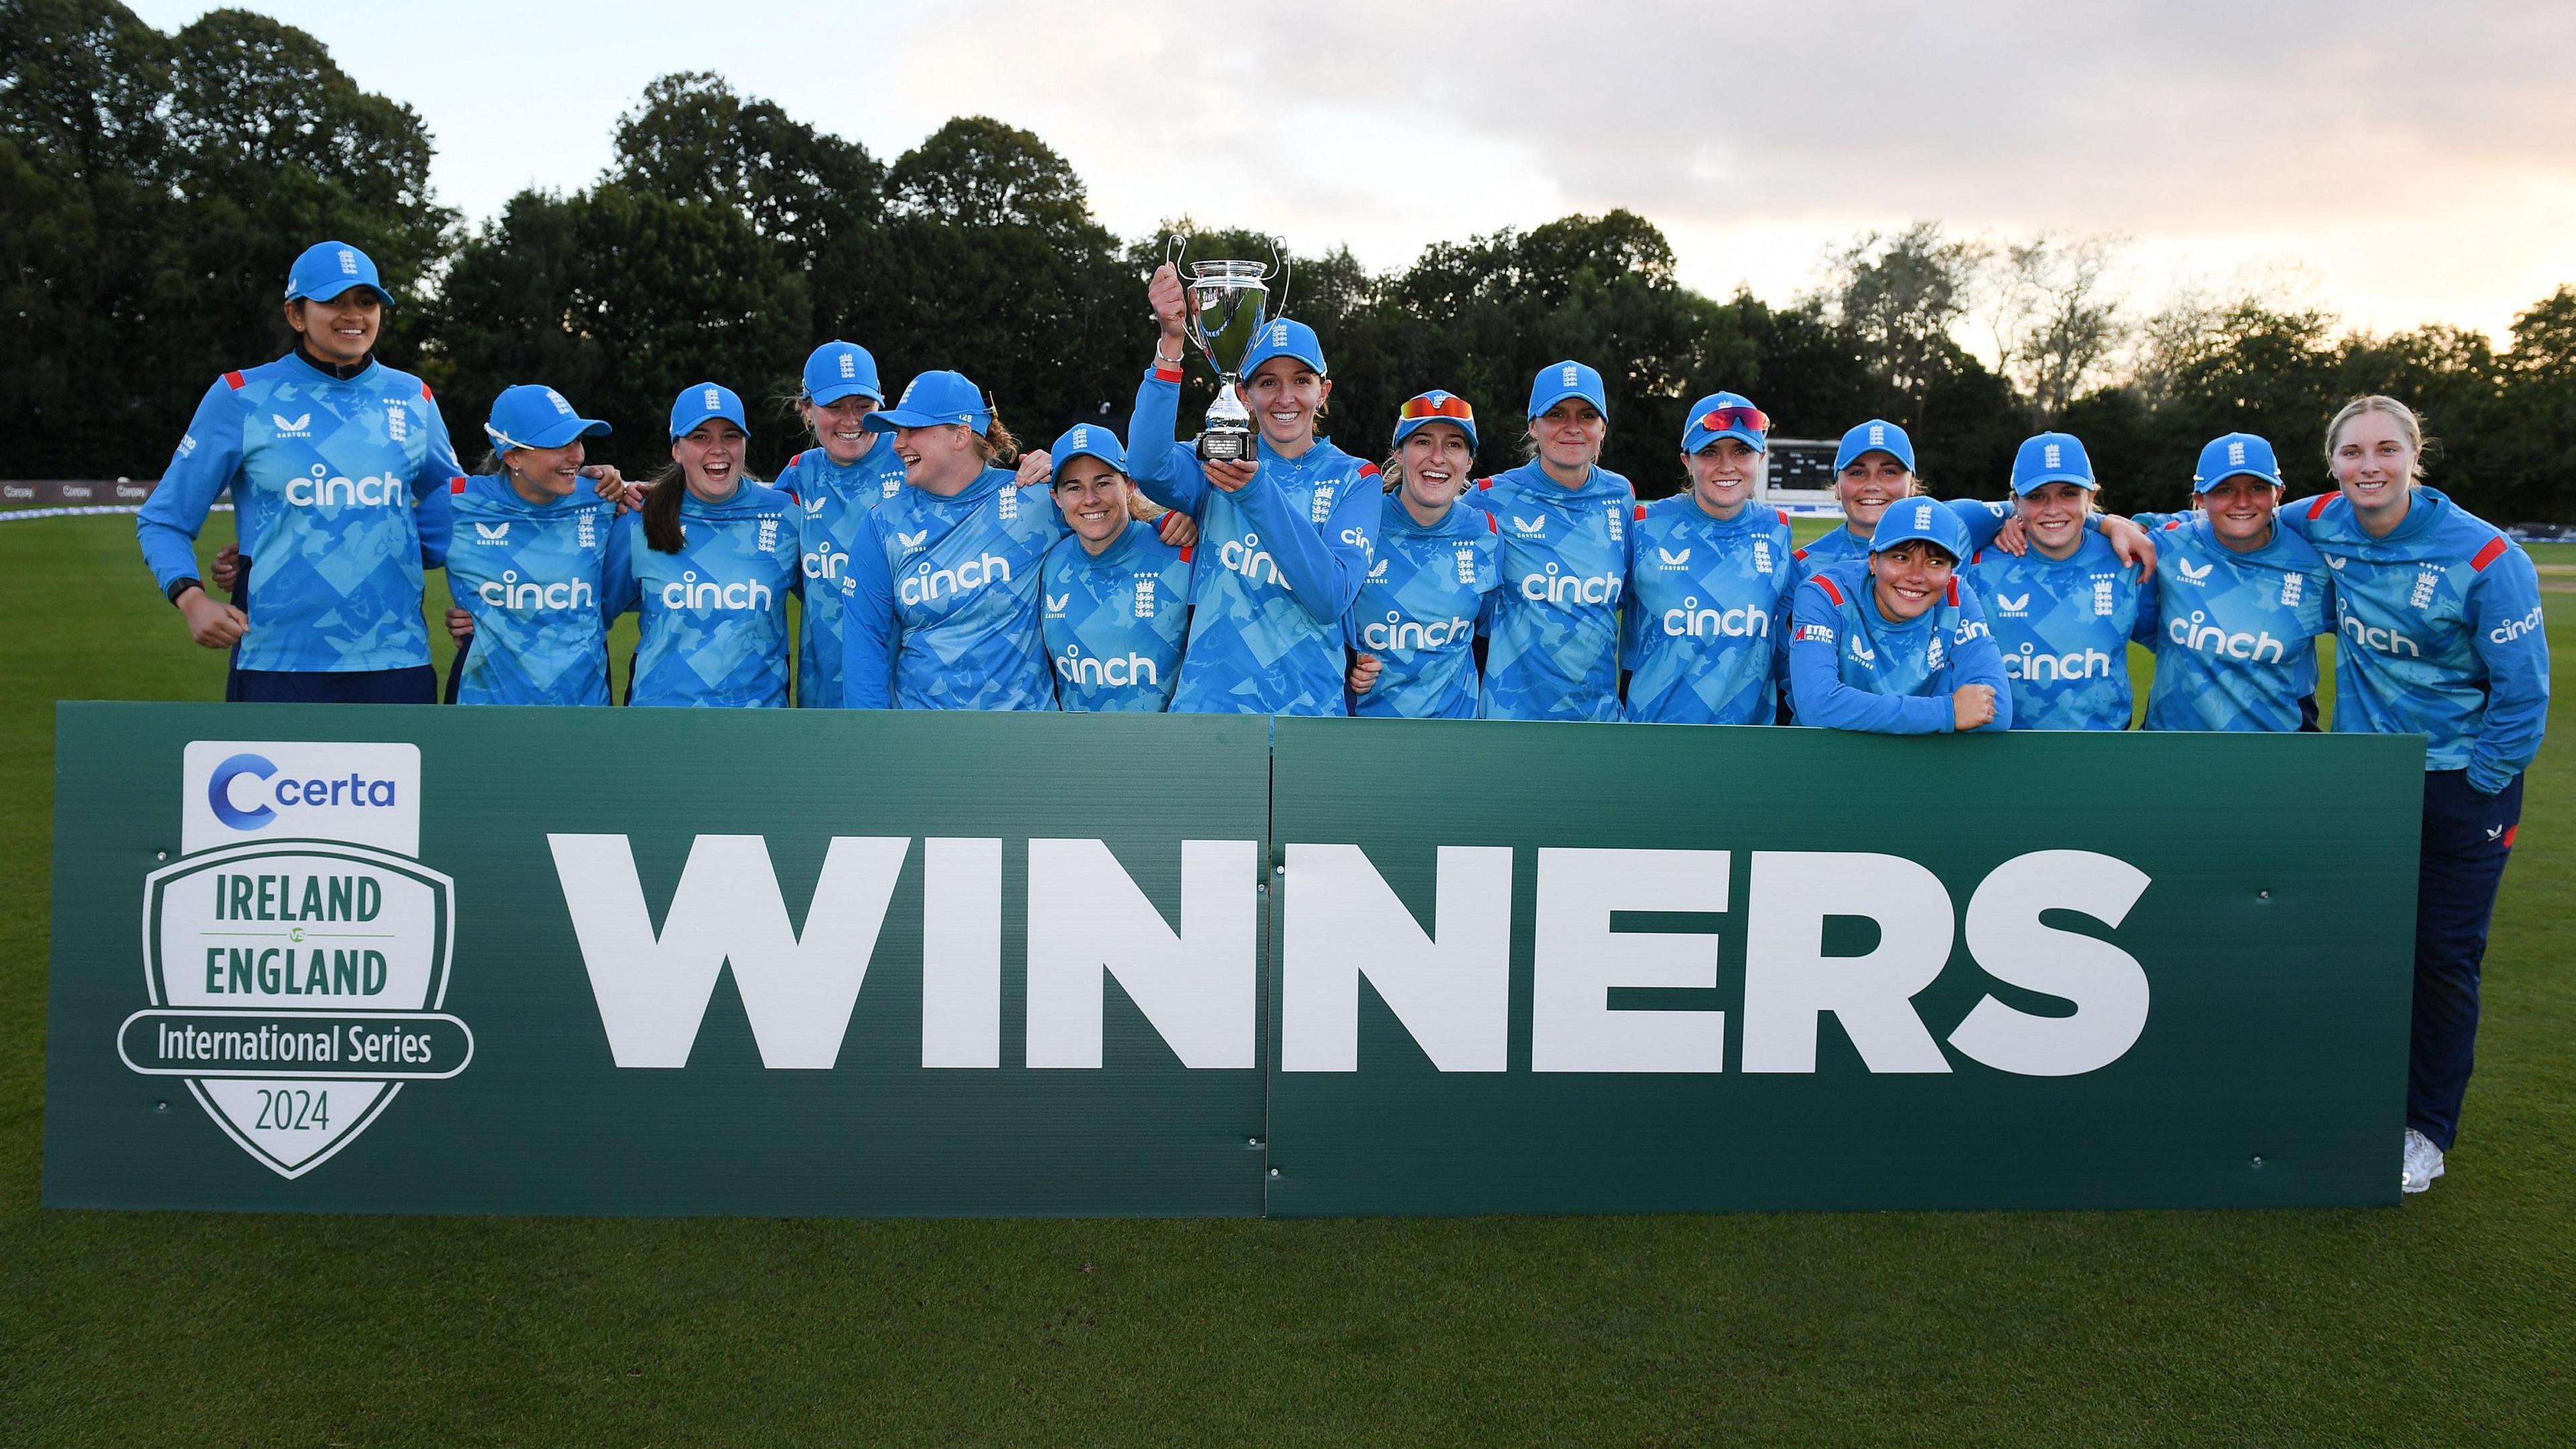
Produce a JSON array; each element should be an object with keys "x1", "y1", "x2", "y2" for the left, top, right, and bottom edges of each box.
[{"x1": 127, "y1": 0, "x2": 2576, "y2": 339}]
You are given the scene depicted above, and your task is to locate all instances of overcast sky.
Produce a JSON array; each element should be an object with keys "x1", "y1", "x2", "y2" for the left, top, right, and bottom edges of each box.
[{"x1": 129, "y1": 0, "x2": 2576, "y2": 344}]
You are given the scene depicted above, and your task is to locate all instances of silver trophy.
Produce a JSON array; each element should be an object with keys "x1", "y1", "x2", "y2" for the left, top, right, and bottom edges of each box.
[{"x1": 1169, "y1": 236, "x2": 1291, "y2": 464}]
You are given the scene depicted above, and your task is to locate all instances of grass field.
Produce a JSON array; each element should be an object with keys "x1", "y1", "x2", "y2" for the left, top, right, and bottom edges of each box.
[{"x1": 3, "y1": 512, "x2": 2571, "y2": 1446}]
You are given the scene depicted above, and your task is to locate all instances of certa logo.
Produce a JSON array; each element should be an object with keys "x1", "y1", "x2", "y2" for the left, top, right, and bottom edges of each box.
[
  {"x1": 474, "y1": 521, "x2": 510, "y2": 543},
  {"x1": 272, "y1": 413, "x2": 312, "y2": 436},
  {"x1": 205, "y1": 751, "x2": 403, "y2": 833}
]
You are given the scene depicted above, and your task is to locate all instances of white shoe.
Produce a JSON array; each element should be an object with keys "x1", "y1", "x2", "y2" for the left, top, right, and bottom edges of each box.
[{"x1": 2402, "y1": 1128, "x2": 2446, "y2": 1194}]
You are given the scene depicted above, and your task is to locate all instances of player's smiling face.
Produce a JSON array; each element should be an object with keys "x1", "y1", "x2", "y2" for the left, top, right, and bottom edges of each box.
[
  {"x1": 803, "y1": 396, "x2": 878, "y2": 465},
  {"x1": 2202, "y1": 474, "x2": 2280, "y2": 549},
  {"x1": 1685, "y1": 438, "x2": 1762, "y2": 519},
  {"x1": 672, "y1": 419, "x2": 745, "y2": 502},
  {"x1": 1870, "y1": 540, "x2": 1955, "y2": 622},
  {"x1": 1052, "y1": 457, "x2": 1130, "y2": 548},
  {"x1": 506, "y1": 440, "x2": 586, "y2": 503},
  {"x1": 1399, "y1": 423, "x2": 1472, "y2": 515},
  {"x1": 1530, "y1": 400, "x2": 1605, "y2": 481},
  {"x1": 2019, "y1": 481, "x2": 2092, "y2": 559},
  {"x1": 1243, "y1": 359, "x2": 1330, "y2": 451},
  {"x1": 893, "y1": 422, "x2": 983, "y2": 496},
  {"x1": 2332, "y1": 409, "x2": 2418, "y2": 520},
  {"x1": 287, "y1": 289, "x2": 381, "y2": 367},
  {"x1": 1838, "y1": 453, "x2": 1913, "y2": 532}
]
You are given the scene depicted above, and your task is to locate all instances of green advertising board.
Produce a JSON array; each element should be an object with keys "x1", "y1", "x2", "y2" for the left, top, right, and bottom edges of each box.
[
  {"x1": 1264, "y1": 718, "x2": 2422, "y2": 1215},
  {"x1": 42, "y1": 703, "x2": 2422, "y2": 1217}
]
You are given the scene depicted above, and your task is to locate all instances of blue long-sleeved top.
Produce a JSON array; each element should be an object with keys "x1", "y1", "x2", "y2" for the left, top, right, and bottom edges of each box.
[
  {"x1": 1346, "y1": 492, "x2": 1503, "y2": 718},
  {"x1": 137, "y1": 352, "x2": 462, "y2": 672},
  {"x1": 1041, "y1": 519, "x2": 1195, "y2": 712},
  {"x1": 1462, "y1": 462, "x2": 1638, "y2": 721},
  {"x1": 1786, "y1": 558, "x2": 2012, "y2": 734},
  {"x1": 443, "y1": 475, "x2": 631, "y2": 705},
  {"x1": 2129, "y1": 511, "x2": 2334, "y2": 733},
  {"x1": 1623, "y1": 497, "x2": 1796, "y2": 724},
  {"x1": 774, "y1": 443, "x2": 907, "y2": 708},
  {"x1": 839, "y1": 466, "x2": 1067, "y2": 710},
  {"x1": 1778, "y1": 499, "x2": 2013, "y2": 720},
  {"x1": 625, "y1": 482, "x2": 803, "y2": 708},
  {"x1": 2273, "y1": 486, "x2": 2550, "y2": 792},
  {"x1": 1962, "y1": 531, "x2": 2155, "y2": 730},
  {"x1": 1127, "y1": 366, "x2": 1379, "y2": 715}
]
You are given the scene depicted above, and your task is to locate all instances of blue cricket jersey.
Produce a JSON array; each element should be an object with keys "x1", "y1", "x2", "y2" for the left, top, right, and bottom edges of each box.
[
  {"x1": 443, "y1": 475, "x2": 631, "y2": 705},
  {"x1": 1464, "y1": 462, "x2": 1637, "y2": 722},
  {"x1": 138, "y1": 354, "x2": 462, "y2": 672},
  {"x1": 2135, "y1": 512, "x2": 2333, "y2": 733},
  {"x1": 841, "y1": 466, "x2": 1067, "y2": 710},
  {"x1": 625, "y1": 482, "x2": 803, "y2": 708},
  {"x1": 774, "y1": 443, "x2": 907, "y2": 708},
  {"x1": 1963, "y1": 532, "x2": 2154, "y2": 730},
  {"x1": 1041, "y1": 519, "x2": 1195, "y2": 712},
  {"x1": 1778, "y1": 499, "x2": 2012, "y2": 720},
  {"x1": 1127, "y1": 367, "x2": 1380, "y2": 716},
  {"x1": 1786, "y1": 559, "x2": 2012, "y2": 733},
  {"x1": 1623, "y1": 497, "x2": 1796, "y2": 724},
  {"x1": 2275, "y1": 487, "x2": 2551, "y2": 792},
  {"x1": 1346, "y1": 491, "x2": 1503, "y2": 719}
]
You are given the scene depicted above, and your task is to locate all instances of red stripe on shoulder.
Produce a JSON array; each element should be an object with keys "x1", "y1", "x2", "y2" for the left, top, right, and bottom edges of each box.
[
  {"x1": 449, "y1": 476, "x2": 468, "y2": 494},
  {"x1": 1356, "y1": 462, "x2": 1381, "y2": 479},
  {"x1": 420, "y1": 381, "x2": 434, "y2": 400},
  {"x1": 2471, "y1": 536, "x2": 2509, "y2": 572},
  {"x1": 223, "y1": 370, "x2": 246, "y2": 390},
  {"x1": 780, "y1": 487, "x2": 800, "y2": 505},
  {"x1": 1774, "y1": 507, "x2": 1790, "y2": 525},
  {"x1": 1474, "y1": 477, "x2": 1493, "y2": 490},
  {"x1": 1946, "y1": 578, "x2": 1961, "y2": 605},
  {"x1": 2306, "y1": 494, "x2": 2334, "y2": 520},
  {"x1": 1485, "y1": 512, "x2": 1499, "y2": 533},
  {"x1": 1814, "y1": 575, "x2": 1845, "y2": 605},
  {"x1": 1792, "y1": 546, "x2": 1809, "y2": 561},
  {"x1": 791, "y1": 449, "x2": 808, "y2": 468},
  {"x1": 2161, "y1": 518, "x2": 2184, "y2": 531},
  {"x1": 1971, "y1": 549, "x2": 1984, "y2": 565},
  {"x1": 1633, "y1": 504, "x2": 1647, "y2": 521}
]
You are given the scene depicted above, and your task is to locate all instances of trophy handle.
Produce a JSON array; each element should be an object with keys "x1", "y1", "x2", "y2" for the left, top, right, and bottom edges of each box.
[
  {"x1": 1269, "y1": 238, "x2": 1293, "y2": 317},
  {"x1": 1164, "y1": 231, "x2": 1187, "y2": 278}
]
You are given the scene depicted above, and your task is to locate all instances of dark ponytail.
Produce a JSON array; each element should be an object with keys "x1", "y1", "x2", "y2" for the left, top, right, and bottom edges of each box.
[{"x1": 643, "y1": 465, "x2": 688, "y2": 553}]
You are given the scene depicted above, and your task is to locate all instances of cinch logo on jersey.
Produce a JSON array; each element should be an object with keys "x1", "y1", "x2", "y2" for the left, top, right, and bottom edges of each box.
[
  {"x1": 1053, "y1": 647, "x2": 1160, "y2": 688},
  {"x1": 2006, "y1": 643, "x2": 2113, "y2": 682},
  {"x1": 1662, "y1": 598, "x2": 1771, "y2": 639},
  {"x1": 2490, "y1": 602, "x2": 2544, "y2": 645},
  {"x1": 662, "y1": 570, "x2": 777, "y2": 612},
  {"x1": 134, "y1": 741, "x2": 468, "y2": 1178},
  {"x1": 478, "y1": 570, "x2": 598, "y2": 613},
  {"x1": 1520, "y1": 562, "x2": 1623, "y2": 606},
  {"x1": 1361, "y1": 612, "x2": 1477, "y2": 651},
  {"x1": 899, "y1": 552, "x2": 1012, "y2": 606},
  {"x1": 2167, "y1": 612, "x2": 2286, "y2": 663},
  {"x1": 1218, "y1": 531, "x2": 1284, "y2": 586},
  {"x1": 282, "y1": 464, "x2": 405, "y2": 508},
  {"x1": 803, "y1": 539, "x2": 851, "y2": 583},
  {"x1": 2338, "y1": 600, "x2": 2421, "y2": 657}
]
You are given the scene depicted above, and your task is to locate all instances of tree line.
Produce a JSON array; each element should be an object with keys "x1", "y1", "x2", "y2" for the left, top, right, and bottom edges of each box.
[{"x1": 7, "y1": 1, "x2": 2575, "y2": 519}]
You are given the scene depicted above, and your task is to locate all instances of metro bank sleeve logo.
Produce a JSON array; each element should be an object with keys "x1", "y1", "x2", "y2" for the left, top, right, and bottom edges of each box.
[{"x1": 126, "y1": 741, "x2": 468, "y2": 1179}]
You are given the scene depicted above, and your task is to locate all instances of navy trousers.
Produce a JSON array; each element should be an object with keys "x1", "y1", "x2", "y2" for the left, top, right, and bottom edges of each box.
[
  {"x1": 2409, "y1": 768, "x2": 2524, "y2": 1150},
  {"x1": 227, "y1": 664, "x2": 438, "y2": 704}
]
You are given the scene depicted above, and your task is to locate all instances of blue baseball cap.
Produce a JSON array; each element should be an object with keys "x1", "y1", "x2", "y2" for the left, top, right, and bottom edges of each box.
[
  {"x1": 1529, "y1": 360, "x2": 1607, "y2": 419},
  {"x1": 1051, "y1": 422, "x2": 1128, "y2": 474},
  {"x1": 1240, "y1": 318, "x2": 1328, "y2": 378},
  {"x1": 669, "y1": 382, "x2": 749, "y2": 440},
  {"x1": 1680, "y1": 392, "x2": 1770, "y2": 454},
  {"x1": 1392, "y1": 390, "x2": 1479, "y2": 451},
  {"x1": 2193, "y1": 432, "x2": 2284, "y2": 492},
  {"x1": 802, "y1": 340, "x2": 883, "y2": 406},
  {"x1": 867, "y1": 370, "x2": 994, "y2": 434},
  {"x1": 2010, "y1": 431, "x2": 2097, "y2": 494},
  {"x1": 282, "y1": 239, "x2": 392, "y2": 306},
  {"x1": 1868, "y1": 497, "x2": 1971, "y2": 564},
  {"x1": 1835, "y1": 419, "x2": 1917, "y2": 472},
  {"x1": 485, "y1": 384, "x2": 611, "y2": 454}
]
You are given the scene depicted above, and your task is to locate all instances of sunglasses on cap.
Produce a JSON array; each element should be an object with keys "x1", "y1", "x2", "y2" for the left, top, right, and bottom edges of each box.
[
  {"x1": 1399, "y1": 393, "x2": 1477, "y2": 423},
  {"x1": 1695, "y1": 404, "x2": 1771, "y2": 437}
]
